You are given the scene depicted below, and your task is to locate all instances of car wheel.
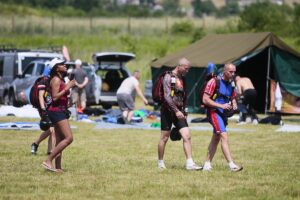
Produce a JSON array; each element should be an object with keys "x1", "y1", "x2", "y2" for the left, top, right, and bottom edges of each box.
[{"x1": 9, "y1": 91, "x2": 20, "y2": 107}]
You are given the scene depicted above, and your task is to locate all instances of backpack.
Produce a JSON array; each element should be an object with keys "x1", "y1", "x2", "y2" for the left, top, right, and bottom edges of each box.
[
  {"x1": 199, "y1": 74, "x2": 220, "y2": 108},
  {"x1": 199, "y1": 74, "x2": 236, "y2": 110},
  {"x1": 152, "y1": 71, "x2": 176, "y2": 105},
  {"x1": 29, "y1": 76, "x2": 50, "y2": 109}
]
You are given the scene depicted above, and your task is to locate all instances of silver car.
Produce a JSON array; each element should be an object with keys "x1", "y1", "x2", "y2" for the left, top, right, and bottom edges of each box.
[
  {"x1": 92, "y1": 52, "x2": 134, "y2": 109},
  {"x1": 9, "y1": 59, "x2": 49, "y2": 106}
]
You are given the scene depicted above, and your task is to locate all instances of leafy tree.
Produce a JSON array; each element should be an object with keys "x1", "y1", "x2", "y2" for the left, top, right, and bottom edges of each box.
[
  {"x1": 238, "y1": 2, "x2": 292, "y2": 36},
  {"x1": 192, "y1": 0, "x2": 216, "y2": 17},
  {"x1": 162, "y1": 0, "x2": 180, "y2": 16},
  {"x1": 217, "y1": 0, "x2": 239, "y2": 17},
  {"x1": 294, "y1": 4, "x2": 300, "y2": 35},
  {"x1": 72, "y1": 0, "x2": 99, "y2": 12}
]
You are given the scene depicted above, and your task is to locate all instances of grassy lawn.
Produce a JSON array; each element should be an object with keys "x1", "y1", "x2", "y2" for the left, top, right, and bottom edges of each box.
[{"x1": 0, "y1": 116, "x2": 299, "y2": 200}]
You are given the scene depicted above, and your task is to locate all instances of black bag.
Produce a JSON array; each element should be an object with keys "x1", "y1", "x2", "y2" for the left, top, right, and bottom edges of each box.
[
  {"x1": 152, "y1": 71, "x2": 174, "y2": 105},
  {"x1": 29, "y1": 76, "x2": 50, "y2": 109},
  {"x1": 170, "y1": 127, "x2": 182, "y2": 141}
]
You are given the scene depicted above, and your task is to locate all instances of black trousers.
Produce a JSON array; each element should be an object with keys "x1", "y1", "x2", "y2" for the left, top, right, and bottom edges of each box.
[{"x1": 241, "y1": 89, "x2": 258, "y2": 121}]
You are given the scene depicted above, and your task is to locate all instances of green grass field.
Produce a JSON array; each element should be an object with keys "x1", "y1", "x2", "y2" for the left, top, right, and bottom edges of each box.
[{"x1": 0, "y1": 116, "x2": 299, "y2": 200}]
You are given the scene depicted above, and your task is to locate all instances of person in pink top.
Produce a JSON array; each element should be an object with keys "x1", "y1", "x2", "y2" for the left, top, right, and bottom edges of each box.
[{"x1": 41, "y1": 58, "x2": 75, "y2": 173}]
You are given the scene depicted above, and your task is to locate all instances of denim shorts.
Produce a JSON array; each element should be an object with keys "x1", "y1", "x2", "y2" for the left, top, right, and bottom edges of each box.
[{"x1": 47, "y1": 111, "x2": 67, "y2": 124}]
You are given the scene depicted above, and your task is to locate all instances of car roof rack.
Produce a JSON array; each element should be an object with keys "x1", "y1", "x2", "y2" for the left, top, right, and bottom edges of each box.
[{"x1": 0, "y1": 44, "x2": 62, "y2": 53}]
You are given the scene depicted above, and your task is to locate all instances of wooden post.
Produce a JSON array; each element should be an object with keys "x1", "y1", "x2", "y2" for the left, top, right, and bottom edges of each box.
[
  {"x1": 165, "y1": 16, "x2": 168, "y2": 34},
  {"x1": 11, "y1": 15, "x2": 15, "y2": 33},
  {"x1": 51, "y1": 15, "x2": 54, "y2": 35},
  {"x1": 90, "y1": 16, "x2": 93, "y2": 32},
  {"x1": 127, "y1": 16, "x2": 131, "y2": 34}
]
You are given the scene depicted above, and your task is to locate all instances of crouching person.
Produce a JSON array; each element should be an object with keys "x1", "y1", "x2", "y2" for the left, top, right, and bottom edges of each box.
[{"x1": 157, "y1": 58, "x2": 202, "y2": 170}]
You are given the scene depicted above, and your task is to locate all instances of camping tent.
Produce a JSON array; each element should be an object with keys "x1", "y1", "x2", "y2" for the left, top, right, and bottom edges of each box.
[{"x1": 151, "y1": 32, "x2": 300, "y2": 114}]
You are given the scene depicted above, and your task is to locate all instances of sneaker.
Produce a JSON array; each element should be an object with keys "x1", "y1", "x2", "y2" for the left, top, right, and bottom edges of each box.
[
  {"x1": 203, "y1": 164, "x2": 212, "y2": 171},
  {"x1": 31, "y1": 143, "x2": 39, "y2": 155},
  {"x1": 252, "y1": 119, "x2": 258, "y2": 125},
  {"x1": 186, "y1": 163, "x2": 203, "y2": 171},
  {"x1": 245, "y1": 117, "x2": 252, "y2": 123},
  {"x1": 158, "y1": 162, "x2": 166, "y2": 169},
  {"x1": 230, "y1": 165, "x2": 243, "y2": 172}
]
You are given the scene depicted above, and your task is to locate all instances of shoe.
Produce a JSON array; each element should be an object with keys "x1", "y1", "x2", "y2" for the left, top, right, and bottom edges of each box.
[
  {"x1": 186, "y1": 163, "x2": 203, "y2": 171},
  {"x1": 55, "y1": 169, "x2": 64, "y2": 173},
  {"x1": 158, "y1": 161, "x2": 166, "y2": 169},
  {"x1": 41, "y1": 161, "x2": 57, "y2": 172},
  {"x1": 252, "y1": 119, "x2": 258, "y2": 125},
  {"x1": 203, "y1": 164, "x2": 212, "y2": 171},
  {"x1": 31, "y1": 143, "x2": 38, "y2": 155},
  {"x1": 77, "y1": 108, "x2": 83, "y2": 114},
  {"x1": 245, "y1": 117, "x2": 252, "y2": 123},
  {"x1": 230, "y1": 165, "x2": 243, "y2": 172}
]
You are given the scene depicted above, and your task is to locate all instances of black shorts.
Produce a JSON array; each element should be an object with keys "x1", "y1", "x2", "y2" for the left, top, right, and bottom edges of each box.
[
  {"x1": 243, "y1": 89, "x2": 257, "y2": 106},
  {"x1": 48, "y1": 111, "x2": 68, "y2": 124},
  {"x1": 160, "y1": 108, "x2": 188, "y2": 131}
]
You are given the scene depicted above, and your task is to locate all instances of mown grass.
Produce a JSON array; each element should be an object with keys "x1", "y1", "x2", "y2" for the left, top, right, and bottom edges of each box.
[{"x1": 0, "y1": 116, "x2": 299, "y2": 200}]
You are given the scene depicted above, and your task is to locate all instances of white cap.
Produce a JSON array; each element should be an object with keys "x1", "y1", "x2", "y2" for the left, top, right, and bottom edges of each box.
[
  {"x1": 75, "y1": 59, "x2": 82, "y2": 66},
  {"x1": 49, "y1": 58, "x2": 65, "y2": 69}
]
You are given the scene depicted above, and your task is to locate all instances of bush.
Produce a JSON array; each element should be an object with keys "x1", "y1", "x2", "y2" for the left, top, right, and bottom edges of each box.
[
  {"x1": 170, "y1": 21, "x2": 194, "y2": 35},
  {"x1": 191, "y1": 27, "x2": 205, "y2": 43}
]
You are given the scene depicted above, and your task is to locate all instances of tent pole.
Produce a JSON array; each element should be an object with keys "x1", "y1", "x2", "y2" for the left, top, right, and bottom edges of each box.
[{"x1": 265, "y1": 47, "x2": 271, "y2": 114}]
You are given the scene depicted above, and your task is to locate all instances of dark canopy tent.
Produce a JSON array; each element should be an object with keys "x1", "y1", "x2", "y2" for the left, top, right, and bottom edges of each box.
[{"x1": 151, "y1": 32, "x2": 300, "y2": 113}]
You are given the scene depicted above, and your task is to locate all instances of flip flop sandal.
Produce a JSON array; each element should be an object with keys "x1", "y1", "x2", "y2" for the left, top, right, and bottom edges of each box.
[{"x1": 41, "y1": 162, "x2": 57, "y2": 172}]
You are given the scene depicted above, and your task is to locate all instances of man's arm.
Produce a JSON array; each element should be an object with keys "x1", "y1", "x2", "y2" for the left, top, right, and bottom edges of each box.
[
  {"x1": 202, "y1": 78, "x2": 231, "y2": 110},
  {"x1": 163, "y1": 74, "x2": 185, "y2": 119},
  {"x1": 77, "y1": 77, "x2": 89, "y2": 88},
  {"x1": 236, "y1": 81, "x2": 242, "y2": 96},
  {"x1": 38, "y1": 90, "x2": 46, "y2": 110},
  {"x1": 134, "y1": 84, "x2": 148, "y2": 105},
  {"x1": 203, "y1": 93, "x2": 230, "y2": 110}
]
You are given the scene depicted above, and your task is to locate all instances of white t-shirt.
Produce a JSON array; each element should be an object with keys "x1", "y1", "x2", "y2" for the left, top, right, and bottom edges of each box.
[{"x1": 117, "y1": 76, "x2": 139, "y2": 95}]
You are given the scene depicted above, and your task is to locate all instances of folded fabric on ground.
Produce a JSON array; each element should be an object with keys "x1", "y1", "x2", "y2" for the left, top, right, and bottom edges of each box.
[
  {"x1": 276, "y1": 124, "x2": 300, "y2": 132},
  {"x1": 0, "y1": 122, "x2": 78, "y2": 130},
  {"x1": 94, "y1": 121, "x2": 157, "y2": 130},
  {"x1": 0, "y1": 105, "x2": 39, "y2": 118},
  {"x1": 0, "y1": 122, "x2": 40, "y2": 130}
]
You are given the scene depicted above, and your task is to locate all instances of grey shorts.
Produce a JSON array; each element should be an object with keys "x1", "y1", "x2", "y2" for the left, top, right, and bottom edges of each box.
[
  {"x1": 117, "y1": 93, "x2": 134, "y2": 111},
  {"x1": 72, "y1": 89, "x2": 87, "y2": 104}
]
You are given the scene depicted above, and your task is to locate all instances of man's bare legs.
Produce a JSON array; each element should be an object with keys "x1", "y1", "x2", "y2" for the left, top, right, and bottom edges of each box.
[
  {"x1": 158, "y1": 128, "x2": 201, "y2": 170},
  {"x1": 179, "y1": 127, "x2": 192, "y2": 159},
  {"x1": 204, "y1": 132, "x2": 242, "y2": 171}
]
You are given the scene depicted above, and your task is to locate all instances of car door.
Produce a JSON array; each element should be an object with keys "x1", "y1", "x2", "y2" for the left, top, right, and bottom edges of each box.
[{"x1": 15, "y1": 63, "x2": 35, "y2": 96}]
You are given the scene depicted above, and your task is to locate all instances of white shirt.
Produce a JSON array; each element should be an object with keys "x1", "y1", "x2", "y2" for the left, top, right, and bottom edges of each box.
[{"x1": 117, "y1": 76, "x2": 139, "y2": 95}]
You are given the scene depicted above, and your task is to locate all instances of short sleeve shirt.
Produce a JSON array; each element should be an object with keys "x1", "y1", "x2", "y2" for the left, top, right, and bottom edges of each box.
[{"x1": 116, "y1": 76, "x2": 139, "y2": 95}]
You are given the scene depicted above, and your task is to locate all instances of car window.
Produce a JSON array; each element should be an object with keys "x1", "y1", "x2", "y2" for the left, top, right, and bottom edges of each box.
[
  {"x1": 97, "y1": 69, "x2": 126, "y2": 80},
  {"x1": 23, "y1": 63, "x2": 34, "y2": 77},
  {"x1": 35, "y1": 63, "x2": 45, "y2": 76}
]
